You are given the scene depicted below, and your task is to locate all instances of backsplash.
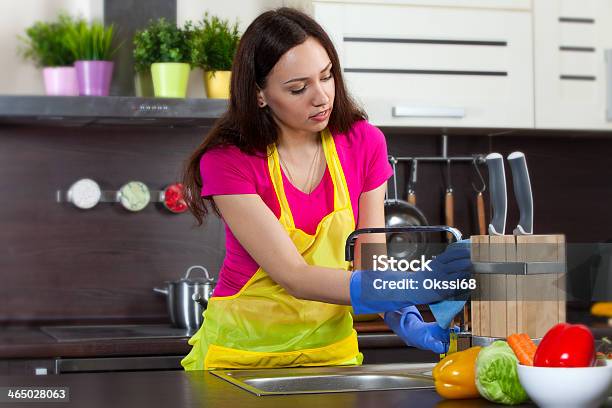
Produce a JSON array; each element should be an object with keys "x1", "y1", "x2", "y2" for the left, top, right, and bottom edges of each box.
[
  {"x1": 384, "y1": 130, "x2": 612, "y2": 244},
  {"x1": 0, "y1": 125, "x2": 224, "y2": 324},
  {"x1": 1, "y1": 123, "x2": 611, "y2": 324}
]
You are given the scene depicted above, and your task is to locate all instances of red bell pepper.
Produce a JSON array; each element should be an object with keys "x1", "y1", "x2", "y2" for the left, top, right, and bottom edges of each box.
[{"x1": 533, "y1": 323, "x2": 596, "y2": 368}]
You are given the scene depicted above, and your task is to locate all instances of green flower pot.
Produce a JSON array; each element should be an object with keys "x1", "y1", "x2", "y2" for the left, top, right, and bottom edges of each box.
[
  {"x1": 135, "y1": 71, "x2": 154, "y2": 97},
  {"x1": 151, "y1": 62, "x2": 190, "y2": 98}
]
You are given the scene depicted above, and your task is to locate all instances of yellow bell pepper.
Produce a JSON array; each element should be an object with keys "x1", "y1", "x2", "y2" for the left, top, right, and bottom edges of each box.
[
  {"x1": 432, "y1": 346, "x2": 481, "y2": 399},
  {"x1": 591, "y1": 302, "x2": 612, "y2": 317}
]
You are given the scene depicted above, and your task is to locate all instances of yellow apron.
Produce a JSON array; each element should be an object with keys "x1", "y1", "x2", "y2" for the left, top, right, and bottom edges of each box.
[{"x1": 181, "y1": 127, "x2": 362, "y2": 370}]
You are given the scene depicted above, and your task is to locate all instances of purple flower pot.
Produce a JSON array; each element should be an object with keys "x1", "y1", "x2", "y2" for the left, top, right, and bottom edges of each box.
[
  {"x1": 42, "y1": 67, "x2": 79, "y2": 96},
  {"x1": 74, "y1": 60, "x2": 114, "y2": 96}
]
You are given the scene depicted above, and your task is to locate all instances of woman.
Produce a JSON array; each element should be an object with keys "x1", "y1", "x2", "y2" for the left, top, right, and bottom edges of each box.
[{"x1": 181, "y1": 8, "x2": 471, "y2": 371}]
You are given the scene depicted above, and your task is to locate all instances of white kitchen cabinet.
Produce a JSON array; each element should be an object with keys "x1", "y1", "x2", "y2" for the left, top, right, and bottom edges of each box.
[
  {"x1": 313, "y1": 1, "x2": 534, "y2": 128},
  {"x1": 533, "y1": 0, "x2": 612, "y2": 130},
  {"x1": 312, "y1": 0, "x2": 531, "y2": 11}
]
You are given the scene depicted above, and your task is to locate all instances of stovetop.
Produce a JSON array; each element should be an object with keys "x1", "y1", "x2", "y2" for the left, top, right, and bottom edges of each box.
[{"x1": 40, "y1": 324, "x2": 192, "y2": 342}]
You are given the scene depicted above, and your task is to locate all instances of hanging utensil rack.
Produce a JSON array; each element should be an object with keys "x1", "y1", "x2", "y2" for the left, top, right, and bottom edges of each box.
[
  {"x1": 393, "y1": 134, "x2": 487, "y2": 164},
  {"x1": 390, "y1": 133, "x2": 487, "y2": 334}
]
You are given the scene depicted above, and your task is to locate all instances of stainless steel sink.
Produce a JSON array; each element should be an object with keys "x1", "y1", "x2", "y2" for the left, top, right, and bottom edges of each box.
[{"x1": 211, "y1": 363, "x2": 436, "y2": 396}]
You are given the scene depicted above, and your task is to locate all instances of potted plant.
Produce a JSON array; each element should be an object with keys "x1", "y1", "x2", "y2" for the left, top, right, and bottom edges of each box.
[
  {"x1": 135, "y1": 18, "x2": 193, "y2": 98},
  {"x1": 18, "y1": 13, "x2": 80, "y2": 96},
  {"x1": 132, "y1": 23, "x2": 159, "y2": 97},
  {"x1": 65, "y1": 20, "x2": 121, "y2": 96},
  {"x1": 191, "y1": 13, "x2": 240, "y2": 99}
]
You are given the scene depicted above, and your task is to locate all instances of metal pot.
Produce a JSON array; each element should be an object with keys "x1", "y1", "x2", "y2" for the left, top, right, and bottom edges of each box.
[
  {"x1": 385, "y1": 156, "x2": 429, "y2": 260},
  {"x1": 154, "y1": 265, "x2": 215, "y2": 333}
]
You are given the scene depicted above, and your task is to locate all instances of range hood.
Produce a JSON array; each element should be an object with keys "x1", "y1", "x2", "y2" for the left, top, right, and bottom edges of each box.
[{"x1": 0, "y1": 95, "x2": 228, "y2": 127}]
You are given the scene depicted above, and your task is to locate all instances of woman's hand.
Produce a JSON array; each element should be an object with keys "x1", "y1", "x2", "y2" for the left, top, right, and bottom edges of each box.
[{"x1": 384, "y1": 306, "x2": 460, "y2": 354}]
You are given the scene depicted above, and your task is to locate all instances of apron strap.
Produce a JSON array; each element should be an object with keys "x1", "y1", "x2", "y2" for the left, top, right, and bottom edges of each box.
[
  {"x1": 321, "y1": 128, "x2": 352, "y2": 214},
  {"x1": 268, "y1": 143, "x2": 296, "y2": 228}
]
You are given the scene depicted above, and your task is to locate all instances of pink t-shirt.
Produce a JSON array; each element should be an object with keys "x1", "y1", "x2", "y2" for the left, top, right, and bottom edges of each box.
[{"x1": 200, "y1": 119, "x2": 393, "y2": 296}]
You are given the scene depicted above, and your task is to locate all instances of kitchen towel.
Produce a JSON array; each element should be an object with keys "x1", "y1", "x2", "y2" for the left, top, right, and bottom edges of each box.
[{"x1": 429, "y1": 239, "x2": 471, "y2": 329}]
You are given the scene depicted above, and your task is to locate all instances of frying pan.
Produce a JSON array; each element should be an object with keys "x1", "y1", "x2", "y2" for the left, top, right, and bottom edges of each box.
[{"x1": 384, "y1": 156, "x2": 429, "y2": 260}]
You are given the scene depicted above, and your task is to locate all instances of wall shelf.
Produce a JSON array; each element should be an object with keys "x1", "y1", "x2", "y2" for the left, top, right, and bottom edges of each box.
[
  {"x1": 0, "y1": 95, "x2": 228, "y2": 127},
  {"x1": 2, "y1": 95, "x2": 612, "y2": 137}
]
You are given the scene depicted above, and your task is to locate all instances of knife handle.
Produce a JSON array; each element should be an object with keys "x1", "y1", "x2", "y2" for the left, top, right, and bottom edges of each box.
[
  {"x1": 408, "y1": 160, "x2": 418, "y2": 206},
  {"x1": 408, "y1": 191, "x2": 416, "y2": 205},
  {"x1": 476, "y1": 191, "x2": 486, "y2": 235},
  {"x1": 485, "y1": 153, "x2": 507, "y2": 236},
  {"x1": 508, "y1": 152, "x2": 534, "y2": 235},
  {"x1": 445, "y1": 190, "x2": 454, "y2": 242}
]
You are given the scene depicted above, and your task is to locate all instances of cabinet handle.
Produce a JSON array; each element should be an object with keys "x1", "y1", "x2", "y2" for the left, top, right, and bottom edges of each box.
[
  {"x1": 606, "y1": 49, "x2": 612, "y2": 122},
  {"x1": 392, "y1": 106, "x2": 465, "y2": 118}
]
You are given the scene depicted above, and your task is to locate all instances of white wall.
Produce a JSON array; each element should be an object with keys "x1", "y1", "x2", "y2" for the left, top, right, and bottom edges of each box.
[
  {"x1": 179, "y1": 0, "x2": 312, "y2": 98},
  {"x1": 0, "y1": 0, "x2": 310, "y2": 95},
  {"x1": 0, "y1": 0, "x2": 102, "y2": 94}
]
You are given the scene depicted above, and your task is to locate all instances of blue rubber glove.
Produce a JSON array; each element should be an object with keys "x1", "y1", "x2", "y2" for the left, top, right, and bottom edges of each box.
[
  {"x1": 350, "y1": 245, "x2": 472, "y2": 315},
  {"x1": 384, "y1": 306, "x2": 460, "y2": 354}
]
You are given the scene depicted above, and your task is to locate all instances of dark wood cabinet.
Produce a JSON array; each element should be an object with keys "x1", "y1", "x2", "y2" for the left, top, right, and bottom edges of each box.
[{"x1": 0, "y1": 359, "x2": 56, "y2": 376}]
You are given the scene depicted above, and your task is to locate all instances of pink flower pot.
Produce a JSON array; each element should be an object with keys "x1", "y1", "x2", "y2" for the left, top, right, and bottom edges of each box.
[
  {"x1": 42, "y1": 67, "x2": 79, "y2": 96},
  {"x1": 74, "y1": 60, "x2": 114, "y2": 96}
]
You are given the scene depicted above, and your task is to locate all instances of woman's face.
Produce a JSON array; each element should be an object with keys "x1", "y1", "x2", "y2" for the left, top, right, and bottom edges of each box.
[{"x1": 257, "y1": 36, "x2": 335, "y2": 137}]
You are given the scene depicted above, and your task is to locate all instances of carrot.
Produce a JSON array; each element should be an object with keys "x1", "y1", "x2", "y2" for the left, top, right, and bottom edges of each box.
[
  {"x1": 519, "y1": 333, "x2": 537, "y2": 349},
  {"x1": 507, "y1": 333, "x2": 537, "y2": 366},
  {"x1": 520, "y1": 333, "x2": 537, "y2": 360}
]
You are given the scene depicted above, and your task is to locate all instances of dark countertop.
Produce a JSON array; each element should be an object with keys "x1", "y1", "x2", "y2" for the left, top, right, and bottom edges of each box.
[
  {"x1": 0, "y1": 368, "x2": 546, "y2": 408},
  {"x1": 1, "y1": 324, "x2": 610, "y2": 407},
  {"x1": 0, "y1": 323, "x2": 406, "y2": 360},
  {"x1": 0, "y1": 326, "x2": 191, "y2": 359},
  {"x1": 1, "y1": 322, "x2": 610, "y2": 360}
]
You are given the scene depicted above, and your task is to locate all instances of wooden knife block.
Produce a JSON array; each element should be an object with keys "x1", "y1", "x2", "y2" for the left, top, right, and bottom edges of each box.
[{"x1": 470, "y1": 234, "x2": 566, "y2": 339}]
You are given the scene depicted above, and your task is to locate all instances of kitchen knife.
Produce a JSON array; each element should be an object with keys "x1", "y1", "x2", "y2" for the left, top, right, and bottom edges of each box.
[
  {"x1": 485, "y1": 153, "x2": 507, "y2": 236},
  {"x1": 507, "y1": 151, "x2": 533, "y2": 235}
]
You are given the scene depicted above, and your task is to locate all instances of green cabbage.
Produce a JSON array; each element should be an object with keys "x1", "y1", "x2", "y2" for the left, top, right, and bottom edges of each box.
[{"x1": 475, "y1": 340, "x2": 528, "y2": 405}]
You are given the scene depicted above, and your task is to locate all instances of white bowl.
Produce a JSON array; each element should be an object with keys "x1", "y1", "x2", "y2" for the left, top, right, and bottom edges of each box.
[{"x1": 517, "y1": 362, "x2": 612, "y2": 408}]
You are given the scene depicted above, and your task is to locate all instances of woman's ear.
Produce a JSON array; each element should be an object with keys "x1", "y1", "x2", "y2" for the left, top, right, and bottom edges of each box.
[{"x1": 256, "y1": 87, "x2": 267, "y2": 108}]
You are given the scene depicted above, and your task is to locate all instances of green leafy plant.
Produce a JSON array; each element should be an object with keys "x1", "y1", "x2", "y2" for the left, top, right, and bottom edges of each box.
[
  {"x1": 133, "y1": 18, "x2": 193, "y2": 73},
  {"x1": 18, "y1": 13, "x2": 80, "y2": 67},
  {"x1": 191, "y1": 13, "x2": 240, "y2": 72},
  {"x1": 65, "y1": 19, "x2": 121, "y2": 61}
]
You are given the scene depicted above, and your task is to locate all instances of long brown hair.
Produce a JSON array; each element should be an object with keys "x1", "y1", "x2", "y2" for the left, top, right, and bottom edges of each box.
[{"x1": 182, "y1": 7, "x2": 367, "y2": 226}]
